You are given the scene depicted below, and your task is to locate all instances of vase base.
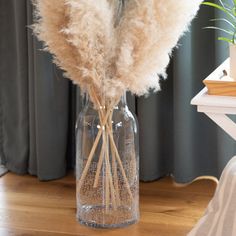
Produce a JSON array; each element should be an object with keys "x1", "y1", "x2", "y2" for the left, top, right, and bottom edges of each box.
[
  {"x1": 77, "y1": 217, "x2": 138, "y2": 229},
  {"x1": 76, "y1": 205, "x2": 139, "y2": 229}
]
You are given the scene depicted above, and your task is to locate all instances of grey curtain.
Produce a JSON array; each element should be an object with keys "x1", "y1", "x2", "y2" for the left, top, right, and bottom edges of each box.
[
  {"x1": 0, "y1": 0, "x2": 69, "y2": 180},
  {"x1": 0, "y1": 0, "x2": 235, "y2": 182}
]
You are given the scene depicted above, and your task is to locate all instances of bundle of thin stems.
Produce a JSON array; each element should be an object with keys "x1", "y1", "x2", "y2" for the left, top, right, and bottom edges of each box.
[
  {"x1": 78, "y1": 87, "x2": 133, "y2": 211},
  {"x1": 33, "y1": 0, "x2": 203, "y2": 211}
]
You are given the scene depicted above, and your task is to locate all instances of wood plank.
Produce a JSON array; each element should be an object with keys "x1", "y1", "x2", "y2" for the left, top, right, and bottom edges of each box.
[
  {"x1": 0, "y1": 173, "x2": 216, "y2": 236},
  {"x1": 0, "y1": 228, "x2": 80, "y2": 236}
]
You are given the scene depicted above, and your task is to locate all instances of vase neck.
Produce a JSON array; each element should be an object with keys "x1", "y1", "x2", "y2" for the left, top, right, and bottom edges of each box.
[
  {"x1": 83, "y1": 93, "x2": 127, "y2": 109},
  {"x1": 117, "y1": 93, "x2": 127, "y2": 107}
]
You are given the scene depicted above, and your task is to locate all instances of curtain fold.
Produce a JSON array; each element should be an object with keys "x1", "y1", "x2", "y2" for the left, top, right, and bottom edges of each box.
[
  {"x1": 0, "y1": 0, "x2": 70, "y2": 180},
  {"x1": 0, "y1": 0, "x2": 29, "y2": 173},
  {"x1": 0, "y1": 0, "x2": 235, "y2": 182}
]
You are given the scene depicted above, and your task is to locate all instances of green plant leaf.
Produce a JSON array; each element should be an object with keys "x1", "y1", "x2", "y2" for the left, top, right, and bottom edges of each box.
[
  {"x1": 233, "y1": 6, "x2": 236, "y2": 15},
  {"x1": 232, "y1": 28, "x2": 236, "y2": 43},
  {"x1": 202, "y1": 2, "x2": 236, "y2": 19},
  {"x1": 204, "y1": 26, "x2": 235, "y2": 35},
  {"x1": 218, "y1": 36, "x2": 234, "y2": 43},
  {"x1": 210, "y1": 18, "x2": 235, "y2": 28},
  {"x1": 219, "y1": 0, "x2": 231, "y2": 11}
]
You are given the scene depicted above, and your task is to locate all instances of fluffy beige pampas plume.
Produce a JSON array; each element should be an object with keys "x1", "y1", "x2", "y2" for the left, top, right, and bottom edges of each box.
[
  {"x1": 33, "y1": 0, "x2": 203, "y2": 98},
  {"x1": 114, "y1": 0, "x2": 161, "y2": 96},
  {"x1": 114, "y1": 0, "x2": 203, "y2": 96},
  {"x1": 63, "y1": 0, "x2": 118, "y2": 94},
  {"x1": 33, "y1": 0, "x2": 121, "y2": 97},
  {"x1": 32, "y1": 0, "x2": 84, "y2": 87}
]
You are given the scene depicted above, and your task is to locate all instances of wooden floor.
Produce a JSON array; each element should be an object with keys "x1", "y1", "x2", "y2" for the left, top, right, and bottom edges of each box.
[{"x1": 0, "y1": 173, "x2": 217, "y2": 236}]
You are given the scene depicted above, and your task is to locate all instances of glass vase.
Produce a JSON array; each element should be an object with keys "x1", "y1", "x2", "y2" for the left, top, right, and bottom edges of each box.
[{"x1": 76, "y1": 93, "x2": 139, "y2": 228}]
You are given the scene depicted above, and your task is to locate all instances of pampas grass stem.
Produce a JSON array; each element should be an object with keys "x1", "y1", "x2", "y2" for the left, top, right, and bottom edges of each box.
[
  {"x1": 108, "y1": 127, "x2": 134, "y2": 202},
  {"x1": 110, "y1": 112, "x2": 121, "y2": 206},
  {"x1": 77, "y1": 91, "x2": 133, "y2": 209},
  {"x1": 77, "y1": 104, "x2": 112, "y2": 192}
]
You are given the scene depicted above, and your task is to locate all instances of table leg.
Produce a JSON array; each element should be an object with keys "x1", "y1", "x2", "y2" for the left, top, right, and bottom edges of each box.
[{"x1": 205, "y1": 113, "x2": 236, "y2": 141}]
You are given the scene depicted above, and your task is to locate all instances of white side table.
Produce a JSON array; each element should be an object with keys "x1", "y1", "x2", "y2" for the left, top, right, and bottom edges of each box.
[
  {"x1": 189, "y1": 60, "x2": 236, "y2": 236},
  {"x1": 191, "y1": 59, "x2": 236, "y2": 141}
]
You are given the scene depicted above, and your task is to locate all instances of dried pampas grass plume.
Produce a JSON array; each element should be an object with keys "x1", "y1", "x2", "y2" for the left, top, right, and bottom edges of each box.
[
  {"x1": 63, "y1": 0, "x2": 115, "y2": 91},
  {"x1": 32, "y1": 0, "x2": 83, "y2": 87},
  {"x1": 32, "y1": 0, "x2": 121, "y2": 98},
  {"x1": 32, "y1": 0, "x2": 203, "y2": 98},
  {"x1": 114, "y1": 0, "x2": 203, "y2": 96}
]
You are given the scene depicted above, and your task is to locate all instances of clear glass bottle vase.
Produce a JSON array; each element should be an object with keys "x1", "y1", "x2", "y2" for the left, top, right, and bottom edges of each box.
[{"x1": 76, "y1": 93, "x2": 139, "y2": 228}]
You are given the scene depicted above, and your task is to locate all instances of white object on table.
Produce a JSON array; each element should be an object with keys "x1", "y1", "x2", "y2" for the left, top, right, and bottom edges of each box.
[{"x1": 191, "y1": 87, "x2": 236, "y2": 141}]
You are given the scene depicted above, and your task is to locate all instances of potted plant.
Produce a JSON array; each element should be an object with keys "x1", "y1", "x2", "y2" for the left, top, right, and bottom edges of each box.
[
  {"x1": 32, "y1": 0, "x2": 203, "y2": 229},
  {"x1": 202, "y1": 0, "x2": 236, "y2": 81}
]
